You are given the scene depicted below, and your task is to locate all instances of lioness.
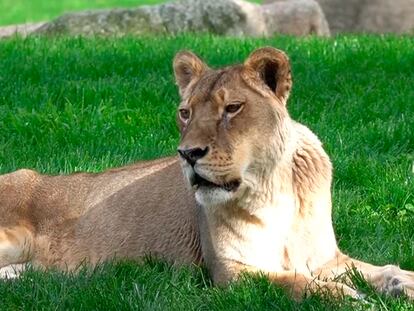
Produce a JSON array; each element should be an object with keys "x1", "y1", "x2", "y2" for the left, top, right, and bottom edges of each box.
[{"x1": 0, "y1": 47, "x2": 413, "y2": 300}]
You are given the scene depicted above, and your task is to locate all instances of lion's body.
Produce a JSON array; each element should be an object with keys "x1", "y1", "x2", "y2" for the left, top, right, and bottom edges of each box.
[
  {"x1": 0, "y1": 158, "x2": 200, "y2": 270},
  {"x1": 0, "y1": 47, "x2": 413, "y2": 299}
]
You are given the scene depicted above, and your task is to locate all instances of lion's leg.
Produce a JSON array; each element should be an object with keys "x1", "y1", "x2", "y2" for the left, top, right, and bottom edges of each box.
[
  {"x1": 0, "y1": 169, "x2": 37, "y2": 270},
  {"x1": 266, "y1": 271, "x2": 361, "y2": 300},
  {"x1": 0, "y1": 264, "x2": 26, "y2": 279},
  {"x1": 218, "y1": 262, "x2": 361, "y2": 300},
  {"x1": 0, "y1": 225, "x2": 34, "y2": 268},
  {"x1": 313, "y1": 252, "x2": 414, "y2": 299}
]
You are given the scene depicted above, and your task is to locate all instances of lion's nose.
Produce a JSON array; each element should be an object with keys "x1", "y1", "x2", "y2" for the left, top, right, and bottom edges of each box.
[{"x1": 178, "y1": 147, "x2": 209, "y2": 166}]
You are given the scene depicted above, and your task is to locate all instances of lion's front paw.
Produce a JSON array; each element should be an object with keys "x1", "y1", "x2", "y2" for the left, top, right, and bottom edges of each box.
[
  {"x1": 380, "y1": 265, "x2": 414, "y2": 299},
  {"x1": 0, "y1": 264, "x2": 25, "y2": 279}
]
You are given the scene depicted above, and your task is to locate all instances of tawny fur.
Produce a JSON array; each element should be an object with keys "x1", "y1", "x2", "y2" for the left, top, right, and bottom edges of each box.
[{"x1": 0, "y1": 47, "x2": 413, "y2": 300}]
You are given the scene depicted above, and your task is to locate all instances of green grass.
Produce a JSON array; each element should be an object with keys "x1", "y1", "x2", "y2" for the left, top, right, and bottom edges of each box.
[
  {"x1": 0, "y1": 35, "x2": 413, "y2": 309},
  {"x1": 0, "y1": 0, "x2": 263, "y2": 26}
]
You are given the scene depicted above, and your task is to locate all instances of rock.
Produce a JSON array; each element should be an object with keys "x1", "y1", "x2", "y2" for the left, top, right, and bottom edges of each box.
[
  {"x1": 265, "y1": 0, "x2": 414, "y2": 34},
  {"x1": 262, "y1": 0, "x2": 330, "y2": 36},
  {"x1": 0, "y1": 22, "x2": 45, "y2": 39},
  {"x1": 33, "y1": 0, "x2": 330, "y2": 37}
]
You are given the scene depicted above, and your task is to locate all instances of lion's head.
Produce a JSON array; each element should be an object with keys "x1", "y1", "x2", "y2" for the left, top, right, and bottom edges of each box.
[{"x1": 173, "y1": 47, "x2": 293, "y2": 207}]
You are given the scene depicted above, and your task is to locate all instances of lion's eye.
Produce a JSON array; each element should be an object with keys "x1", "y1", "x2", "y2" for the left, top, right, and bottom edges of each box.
[
  {"x1": 225, "y1": 103, "x2": 243, "y2": 114},
  {"x1": 179, "y1": 108, "x2": 190, "y2": 122}
]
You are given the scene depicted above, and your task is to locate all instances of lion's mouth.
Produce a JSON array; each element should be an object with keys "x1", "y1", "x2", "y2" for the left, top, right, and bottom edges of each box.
[{"x1": 192, "y1": 173, "x2": 240, "y2": 192}]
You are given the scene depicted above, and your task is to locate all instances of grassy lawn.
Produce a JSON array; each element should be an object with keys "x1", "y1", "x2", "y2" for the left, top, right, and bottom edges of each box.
[
  {"x1": 0, "y1": 0, "x2": 262, "y2": 26},
  {"x1": 0, "y1": 35, "x2": 413, "y2": 309}
]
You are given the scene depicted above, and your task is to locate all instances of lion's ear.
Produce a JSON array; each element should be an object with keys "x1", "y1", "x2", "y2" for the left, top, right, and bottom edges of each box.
[
  {"x1": 244, "y1": 47, "x2": 292, "y2": 105},
  {"x1": 173, "y1": 51, "x2": 207, "y2": 96}
]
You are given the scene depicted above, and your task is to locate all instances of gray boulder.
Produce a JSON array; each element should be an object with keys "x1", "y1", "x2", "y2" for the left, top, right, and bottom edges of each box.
[
  {"x1": 34, "y1": 0, "x2": 330, "y2": 37},
  {"x1": 261, "y1": 0, "x2": 330, "y2": 36},
  {"x1": 265, "y1": 0, "x2": 414, "y2": 34},
  {"x1": 0, "y1": 22, "x2": 45, "y2": 38}
]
